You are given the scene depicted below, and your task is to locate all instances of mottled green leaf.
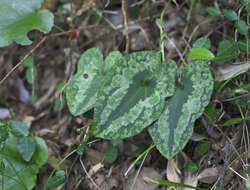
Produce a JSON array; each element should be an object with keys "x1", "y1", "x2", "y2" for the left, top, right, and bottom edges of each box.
[
  {"x1": 18, "y1": 136, "x2": 36, "y2": 162},
  {"x1": 235, "y1": 20, "x2": 248, "y2": 35},
  {"x1": 214, "y1": 40, "x2": 239, "y2": 62},
  {"x1": 188, "y1": 48, "x2": 215, "y2": 60},
  {"x1": 0, "y1": 0, "x2": 54, "y2": 47},
  {"x1": 193, "y1": 37, "x2": 211, "y2": 49},
  {"x1": 222, "y1": 9, "x2": 238, "y2": 21},
  {"x1": 94, "y1": 52, "x2": 177, "y2": 139},
  {"x1": 48, "y1": 170, "x2": 66, "y2": 188},
  {"x1": 65, "y1": 48, "x2": 104, "y2": 116},
  {"x1": 149, "y1": 61, "x2": 213, "y2": 159},
  {"x1": 206, "y1": 7, "x2": 221, "y2": 17}
]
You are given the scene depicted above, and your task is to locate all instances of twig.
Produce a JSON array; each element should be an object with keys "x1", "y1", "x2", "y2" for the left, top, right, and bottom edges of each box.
[
  {"x1": 122, "y1": 0, "x2": 130, "y2": 54},
  {"x1": 0, "y1": 36, "x2": 47, "y2": 86}
]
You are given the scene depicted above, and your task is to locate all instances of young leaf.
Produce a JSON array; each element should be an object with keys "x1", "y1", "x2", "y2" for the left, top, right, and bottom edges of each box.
[
  {"x1": 188, "y1": 48, "x2": 215, "y2": 60},
  {"x1": 104, "y1": 145, "x2": 118, "y2": 163},
  {"x1": 18, "y1": 136, "x2": 36, "y2": 162},
  {"x1": 148, "y1": 61, "x2": 214, "y2": 159},
  {"x1": 222, "y1": 117, "x2": 243, "y2": 126},
  {"x1": 10, "y1": 120, "x2": 29, "y2": 137},
  {"x1": 222, "y1": 9, "x2": 238, "y2": 21},
  {"x1": 235, "y1": 20, "x2": 248, "y2": 35},
  {"x1": 206, "y1": 7, "x2": 221, "y2": 17},
  {"x1": 65, "y1": 48, "x2": 104, "y2": 116},
  {"x1": 214, "y1": 40, "x2": 239, "y2": 62},
  {"x1": 48, "y1": 170, "x2": 66, "y2": 188},
  {"x1": 94, "y1": 52, "x2": 177, "y2": 139},
  {"x1": 193, "y1": 37, "x2": 211, "y2": 49},
  {"x1": 26, "y1": 66, "x2": 38, "y2": 84},
  {"x1": 0, "y1": 0, "x2": 54, "y2": 47}
]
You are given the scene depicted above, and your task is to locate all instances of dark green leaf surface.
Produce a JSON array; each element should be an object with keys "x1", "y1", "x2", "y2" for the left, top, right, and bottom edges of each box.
[
  {"x1": 104, "y1": 145, "x2": 118, "y2": 163},
  {"x1": 193, "y1": 37, "x2": 211, "y2": 49},
  {"x1": 0, "y1": 0, "x2": 54, "y2": 47},
  {"x1": 238, "y1": 38, "x2": 250, "y2": 53},
  {"x1": 214, "y1": 40, "x2": 239, "y2": 62},
  {"x1": 94, "y1": 52, "x2": 177, "y2": 139},
  {"x1": 18, "y1": 137, "x2": 36, "y2": 162},
  {"x1": 235, "y1": 20, "x2": 248, "y2": 35},
  {"x1": 65, "y1": 48, "x2": 104, "y2": 116},
  {"x1": 148, "y1": 61, "x2": 213, "y2": 159},
  {"x1": 222, "y1": 117, "x2": 243, "y2": 126},
  {"x1": 222, "y1": 9, "x2": 238, "y2": 21}
]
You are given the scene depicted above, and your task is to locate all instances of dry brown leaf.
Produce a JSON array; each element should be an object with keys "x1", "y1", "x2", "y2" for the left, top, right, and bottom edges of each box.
[
  {"x1": 166, "y1": 159, "x2": 181, "y2": 183},
  {"x1": 183, "y1": 173, "x2": 198, "y2": 190},
  {"x1": 123, "y1": 167, "x2": 162, "y2": 190},
  {"x1": 197, "y1": 167, "x2": 219, "y2": 184}
]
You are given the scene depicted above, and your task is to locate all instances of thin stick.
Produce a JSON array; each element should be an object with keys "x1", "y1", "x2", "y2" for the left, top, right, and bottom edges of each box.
[
  {"x1": 0, "y1": 36, "x2": 47, "y2": 86},
  {"x1": 122, "y1": 0, "x2": 130, "y2": 54}
]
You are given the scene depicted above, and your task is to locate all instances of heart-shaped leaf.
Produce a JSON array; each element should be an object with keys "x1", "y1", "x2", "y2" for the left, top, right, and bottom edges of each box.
[
  {"x1": 0, "y1": 0, "x2": 54, "y2": 47},
  {"x1": 65, "y1": 48, "x2": 104, "y2": 116},
  {"x1": 148, "y1": 60, "x2": 213, "y2": 159},
  {"x1": 94, "y1": 52, "x2": 177, "y2": 139}
]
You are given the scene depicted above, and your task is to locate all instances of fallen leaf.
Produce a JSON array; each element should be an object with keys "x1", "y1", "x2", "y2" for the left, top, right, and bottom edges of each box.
[{"x1": 197, "y1": 167, "x2": 219, "y2": 184}]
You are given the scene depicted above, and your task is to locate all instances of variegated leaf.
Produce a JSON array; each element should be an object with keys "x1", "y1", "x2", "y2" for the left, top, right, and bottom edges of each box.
[
  {"x1": 65, "y1": 48, "x2": 104, "y2": 116},
  {"x1": 148, "y1": 60, "x2": 214, "y2": 159},
  {"x1": 94, "y1": 51, "x2": 177, "y2": 139}
]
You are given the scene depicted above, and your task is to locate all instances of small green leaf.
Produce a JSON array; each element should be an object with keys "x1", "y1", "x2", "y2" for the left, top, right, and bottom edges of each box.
[
  {"x1": 0, "y1": 120, "x2": 10, "y2": 144},
  {"x1": 21, "y1": 55, "x2": 34, "y2": 68},
  {"x1": 188, "y1": 48, "x2": 215, "y2": 60},
  {"x1": 18, "y1": 136, "x2": 36, "y2": 162},
  {"x1": 193, "y1": 37, "x2": 211, "y2": 49},
  {"x1": 56, "y1": 81, "x2": 65, "y2": 89},
  {"x1": 222, "y1": 117, "x2": 243, "y2": 126},
  {"x1": 204, "y1": 103, "x2": 221, "y2": 124},
  {"x1": 30, "y1": 94, "x2": 38, "y2": 104},
  {"x1": 235, "y1": 20, "x2": 248, "y2": 35},
  {"x1": 10, "y1": 120, "x2": 29, "y2": 137},
  {"x1": 206, "y1": 7, "x2": 221, "y2": 17},
  {"x1": 0, "y1": 0, "x2": 54, "y2": 47},
  {"x1": 104, "y1": 145, "x2": 118, "y2": 163},
  {"x1": 196, "y1": 141, "x2": 210, "y2": 157},
  {"x1": 53, "y1": 98, "x2": 65, "y2": 112},
  {"x1": 185, "y1": 161, "x2": 198, "y2": 173},
  {"x1": 77, "y1": 141, "x2": 87, "y2": 156},
  {"x1": 48, "y1": 170, "x2": 66, "y2": 188},
  {"x1": 214, "y1": 40, "x2": 239, "y2": 62},
  {"x1": 26, "y1": 66, "x2": 38, "y2": 84},
  {"x1": 222, "y1": 9, "x2": 238, "y2": 21},
  {"x1": 238, "y1": 38, "x2": 250, "y2": 53}
]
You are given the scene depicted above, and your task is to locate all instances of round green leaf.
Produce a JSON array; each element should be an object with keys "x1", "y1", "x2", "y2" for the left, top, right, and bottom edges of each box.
[
  {"x1": 193, "y1": 37, "x2": 211, "y2": 49},
  {"x1": 0, "y1": 0, "x2": 54, "y2": 47},
  {"x1": 148, "y1": 61, "x2": 214, "y2": 159},
  {"x1": 222, "y1": 9, "x2": 238, "y2": 21},
  {"x1": 94, "y1": 52, "x2": 177, "y2": 139},
  {"x1": 235, "y1": 20, "x2": 248, "y2": 35},
  {"x1": 188, "y1": 48, "x2": 215, "y2": 60},
  {"x1": 65, "y1": 48, "x2": 104, "y2": 116}
]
